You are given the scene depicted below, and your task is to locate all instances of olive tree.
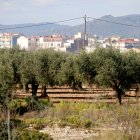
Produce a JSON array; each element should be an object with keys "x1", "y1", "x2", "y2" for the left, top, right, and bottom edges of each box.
[
  {"x1": 94, "y1": 48, "x2": 140, "y2": 105},
  {"x1": 19, "y1": 51, "x2": 38, "y2": 97},
  {"x1": 0, "y1": 49, "x2": 15, "y2": 140},
  {"x1": 76, "y1": 52, "x2": 96, "y2": 87},
  {"x1": 35, "y1": 49, "x2": 66, "y2": 97},
  {"x1": 58, "y1": 54, "x2": 82, "y2": 90}
]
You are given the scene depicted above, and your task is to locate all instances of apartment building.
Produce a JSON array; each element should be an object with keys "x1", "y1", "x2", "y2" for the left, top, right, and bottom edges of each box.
[
  {"x1": 115, "y1": 38, "x2": 140, "y2": 50},
  {"x1": 16, "y1": 35, "x2": 64, "y2": 51},
  {"x1": 41, "y1": 35, "x2": 63, "y2": 49},
  {"x1": 28, "y1": 36, "x2": 39, "y2": 50},
  {"x1": 17, "y1": 36, "x2": 28, "y2": 50},
  {"x1": 0, "y1": 33, "x2": 20, "y2": 48}
]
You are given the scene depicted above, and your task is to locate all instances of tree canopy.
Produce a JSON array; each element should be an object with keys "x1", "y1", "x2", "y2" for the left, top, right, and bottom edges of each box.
[{"x1": 0, "y1": 47, "x2": 139, "y2": 104}]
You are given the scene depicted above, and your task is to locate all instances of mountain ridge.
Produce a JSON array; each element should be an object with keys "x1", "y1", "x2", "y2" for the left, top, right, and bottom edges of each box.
[{"x1": 0, "y1": 14, "x2": 140, "y2": 38}]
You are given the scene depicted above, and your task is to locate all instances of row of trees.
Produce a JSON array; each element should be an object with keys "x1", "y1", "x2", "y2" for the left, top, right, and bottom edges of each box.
[{"x1": 0, "y1": 47, "x2": 139, "y2": 105}]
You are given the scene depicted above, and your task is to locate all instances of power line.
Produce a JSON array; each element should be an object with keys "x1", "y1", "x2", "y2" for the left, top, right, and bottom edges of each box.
[
  {"x1": 88, "y1": 17, "x2": 140, "y2": 28},
  {"x1": 0, "y1": 17, "x2": 83, "y2": 31},
  {"x1": 1, "y1": 16, "x2": 140, "y2": 31}
]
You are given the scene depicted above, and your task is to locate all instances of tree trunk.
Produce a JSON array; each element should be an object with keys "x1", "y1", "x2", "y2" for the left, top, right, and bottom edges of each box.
[
  {"x1": 41, "y1": 85, "x2": 48, "y2": 97},
  {"x1": 114, "y1": 87, "x2": 123, "y2": 105},
  {"x1": 19, "y1": 82, "x2": 23, "y2": 89},
  {"x1": 22, "y1": 83, "x2": 29, "y2": 92},
  {"x1": 25, "y1": 83, "x2": 29, "y2": 92},
  {"x1": 136, "y1": 84, "x2": 140, "y2": 101},
  {"x1": 31, "y1": 81, "x2": 38, "y2": 97}
]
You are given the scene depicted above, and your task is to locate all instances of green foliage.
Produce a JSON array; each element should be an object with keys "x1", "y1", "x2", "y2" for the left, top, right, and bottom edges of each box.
[
  {"x1": 54, "y1": 102, "x2": 101, "y2": 128},
  {"x1": 60, "y1": 115, "x2": 92, "y2": 128},
  {"x1": 25, "y1": 97, "x2": 49, "y2": 111},
  {"x1": 58, "y1": 55, "x2": 82, "y2": 89},
  {"x1": 0, "y1": 119, "x2": 26, "y2": 140},
  {"x1": 94, "y1": 48, "x2": 140, "y2": 104},
  {"x1": 16, "y1": 129, "x2": 53, "y2": 140},
  {"x1": 35, "y1": 50, "x2": 49, "y2": 86},
  {"x1": 77, "y1": 52, "x2": 96, "y2": 86},
  {"x1": 0, "y1": 47, "x2": 139, "y2": 105},
  {"x1": 0, "y1": 49, "x2": 16, "y2": 106},
  {"x1": 63, "y1": 115, "x2": 81, "y2": 127},
  {"x1": 0, "y1": 119, "x2": 52, "y2": 140},
  {"x1": 9, "y1": 99, "x2": 27, "y2": 115},
  {"x1": 19, "y1": 51, "x2": 36, "y2": 84},
  {"x1": 9, "y1": 98, "x2": 50, "y2": 115},
  {"x1": 35, "y1": 49, "x2": 67, "y2": 96},
  {"x1": 25, "y1": 118, "x2": 51, "y2": 130},
  {"x1": 17, "y1": 102, "x2": 140, "y2": 140}
]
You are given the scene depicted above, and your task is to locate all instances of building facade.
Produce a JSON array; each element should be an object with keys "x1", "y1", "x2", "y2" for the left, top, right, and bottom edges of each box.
[
  {"x1": 17, "y1": 36, "x2": 28, "y2": 50},
  {"x1": 0, "y1": 33, "x2": 20, "y2": 48}
]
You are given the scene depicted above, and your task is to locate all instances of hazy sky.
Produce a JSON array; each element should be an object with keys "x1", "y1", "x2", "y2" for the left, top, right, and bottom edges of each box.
[{"x1": 1, "y1": 0, "x2": 140, "y2": 25}]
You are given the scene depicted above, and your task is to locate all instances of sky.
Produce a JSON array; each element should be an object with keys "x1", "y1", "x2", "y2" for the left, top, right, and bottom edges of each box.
[{"x1": 0, "y1": 0, "x2": 140, "y2": 25}]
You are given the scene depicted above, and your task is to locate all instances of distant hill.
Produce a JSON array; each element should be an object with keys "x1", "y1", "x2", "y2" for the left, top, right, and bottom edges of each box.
[
  {"x1": 0, "y1": 14, "x2": 140, "y2": 38},
  {"x1": 85, "y1": 14, "x2": 140, "y2": 38}
]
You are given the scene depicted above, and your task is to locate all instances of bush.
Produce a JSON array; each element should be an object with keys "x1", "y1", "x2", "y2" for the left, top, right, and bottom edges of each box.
[
  {"x1": 0, "y1": 119, "x2": 26, "y2": 140},
  {"x1": 9, "y1": 98, "x2": 51, "y2": 116},
  {"x1": 10, "y1": 99, "x2": 27, "y2": 115},
  {"x1": 25, "y1": 97, "x2": 50, "y2": 111},
  {"x1": 16, "y1": 129, "x2": 53, "y2": 140},
  {"x1": 83, "y1": 119, "x2": 92, "y2": 128},
  {"x1": 67, "y1": 115, "x2": 81, "y2": 127},
  {"x1": 0, "y1": 119, "x2": 52, "y2": 140},
  {"x1": 25, "y1": 118, "x2": 51, "y2": 130}
]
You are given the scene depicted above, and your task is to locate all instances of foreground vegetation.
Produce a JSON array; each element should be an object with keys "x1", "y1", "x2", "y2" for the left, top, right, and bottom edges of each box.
[
  {"x1": 0, "y1": 97, "x2": 140, "y2": 139},
  {"x1": 0, "y1": 119, "x2": 52, "y2": 140},
  {"x1": 4, "y1": 100, "x2": 139, "y2": 140},
  {"x1": 28, "y1": 101, "x2": 140, "y2": 140}
]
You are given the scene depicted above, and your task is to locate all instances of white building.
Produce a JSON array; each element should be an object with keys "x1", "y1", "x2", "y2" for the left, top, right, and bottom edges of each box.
[
  {"x1": 0, "y1": 33, "x2": 20, "y2": 48},
  {"x1": 64, "y1": 40, "x2": 74, "y2": 48},
  {"x1": 28, "y1": 36, "x2": 39, "y2": 50},
  {"x1": 110, "y1": 36, "x2": 121, "y2": 42},
  {"x1": 17, "y1": 36, "x2": 28, "y2": 50},
  {"x1": 115, "y1": 38, "x2": 140, "y2": 49},
  {"x1": 74, "y1": 32, "x2": 84, "y2": 39},
  {"x1": 39, "y1": 35, "x2": 64, "y2": 49},
  {"x1": 37, "y1": 37, "x2": 44, "y2": 48}
]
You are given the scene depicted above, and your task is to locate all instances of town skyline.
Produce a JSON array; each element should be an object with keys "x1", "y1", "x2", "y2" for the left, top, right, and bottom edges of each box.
[{"x1": 0, "y1": 32, "x2": 140, "y2": 53}]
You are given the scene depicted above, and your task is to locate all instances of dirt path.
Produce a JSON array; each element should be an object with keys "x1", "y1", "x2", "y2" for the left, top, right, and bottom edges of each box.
[{"x1": 40, "y1": 125, "x2": 100, "y2": 140}]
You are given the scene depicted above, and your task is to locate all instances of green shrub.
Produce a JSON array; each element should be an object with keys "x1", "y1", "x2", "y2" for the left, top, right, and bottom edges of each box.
[
  {"x1": 25, "y1": 118, "x2": 51, "y2": 130},
  {"x1": 0, "y1": 119, "x2": 52, "y2": 140},
  {"x1": 0, "y1": 120, "x2": 7, "y2": 140},
  {"x1": 16, "y1": 129, "x2": 53, "y2": 140},
  {"x1": 0, "y1": 119, "x2": 26, "y2": 140},
  {"x1": 67, "y1": 115, "x2": 81, "y2": 127},
  {"x1": 83, "y1": 119, "x2": 92, "y2": 128},
  {"x1": 25, "y1": 97, "x2": 49, "y2": 111},
  {"x1": 59, "y1": 115, "x2": 93, "y2": 128},
  {"x1": 9, "y1": 98, "x2": 51, "y2": 115},
  {"x1": 10, "y1": 99, "x2": 27, "y2": 115}
]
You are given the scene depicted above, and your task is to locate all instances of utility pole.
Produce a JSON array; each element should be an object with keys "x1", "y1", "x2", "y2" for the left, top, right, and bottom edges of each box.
[{"x1": 83, "y1": 14, "x2": 87, "y2": 49}]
